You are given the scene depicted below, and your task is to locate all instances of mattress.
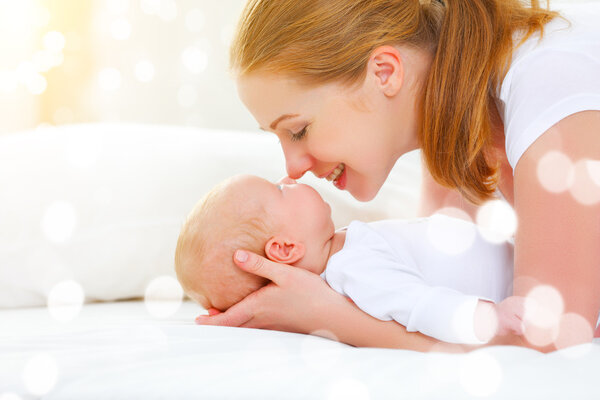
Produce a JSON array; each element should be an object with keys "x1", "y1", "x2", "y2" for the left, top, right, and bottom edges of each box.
[{"x1": 1, "y1": 300, "x2": 599, "y2": 400}]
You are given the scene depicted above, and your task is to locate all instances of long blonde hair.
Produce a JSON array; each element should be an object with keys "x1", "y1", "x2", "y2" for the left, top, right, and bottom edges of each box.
[{"x1": 230, "y1": 0, "x2": 563, "y2": 203}]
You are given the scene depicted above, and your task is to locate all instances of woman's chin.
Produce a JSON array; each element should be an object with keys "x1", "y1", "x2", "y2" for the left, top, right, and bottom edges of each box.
[{"x1": 348, "y1": 185, "x2": 379, "y2": 202}]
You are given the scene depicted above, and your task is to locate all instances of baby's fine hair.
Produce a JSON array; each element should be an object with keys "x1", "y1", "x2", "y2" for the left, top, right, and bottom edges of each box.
[{"x1": 174, "y1": 177, "x2": 272, "y2": 311}]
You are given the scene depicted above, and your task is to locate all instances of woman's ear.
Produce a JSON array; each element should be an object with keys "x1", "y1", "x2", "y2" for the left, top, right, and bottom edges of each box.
[
  {"x1": 264, "y1": 236, "x2": 305, "y2": 264},
  {"x1": 366, "y1": 45, "x2": 404, "y2": 97}
]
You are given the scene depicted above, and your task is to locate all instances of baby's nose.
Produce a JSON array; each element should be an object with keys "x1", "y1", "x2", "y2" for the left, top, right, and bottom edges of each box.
[{"x1": 277, "y1": 176, "x2": 297, "y2": 185}]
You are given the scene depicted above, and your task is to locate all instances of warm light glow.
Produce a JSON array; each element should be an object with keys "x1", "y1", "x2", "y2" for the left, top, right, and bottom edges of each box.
[
  {"x1": 41, "y1": 201, "x2": 77, "y2": 244},
  {"x1": 537, "y1": 151, "x2": 574, "y2": 193},
  {"x1": 43, "y1": 31, "x2": 66, "y2": 52},
  {"x1": 144, "y1": 276, "x2": 184, "y2": 318},
  {"x1": 47, "y1": 280, "x2": 85, "y2": 322},
  {"x1": 98, "y1": 67, "x2": 122, "y2": 91},
  {"x1": 53, "y1": 106, "x2": 74, "y2": 124},
  {"x1": 459, "y1": 351, "x2": 503, "y2": 397},
  {"x1": 427, "y1": 208, "x2": 476, "y2": 255},
  {"x1": 22, "y1": 353, "x2": 58, "y2": 396},
  {"x1": 476, "y1": 199, "x2": 517, "y2": 243},
  {"x1": 110, "y1": 18, "x2": 132, "y2": 40}
]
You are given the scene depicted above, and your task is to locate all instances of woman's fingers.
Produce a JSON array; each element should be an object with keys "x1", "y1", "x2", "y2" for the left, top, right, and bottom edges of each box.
[
  {"x1": 195, "y1": 298, "x2": 254, "y2": 327},
  {"x1": 233, "y1": 250, "x2": 289, "y2": 284}
]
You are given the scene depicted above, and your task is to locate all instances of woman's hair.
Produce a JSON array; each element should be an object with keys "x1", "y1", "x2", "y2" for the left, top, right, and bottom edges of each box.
[{"x1": 229, "y1": 0, "x2": 563, "y2": 203}]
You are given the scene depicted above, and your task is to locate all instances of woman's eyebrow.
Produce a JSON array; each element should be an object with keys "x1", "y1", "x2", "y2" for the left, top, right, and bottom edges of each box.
[{"x1": 259, "y1": 113, "x2": 300, "y2": 131}]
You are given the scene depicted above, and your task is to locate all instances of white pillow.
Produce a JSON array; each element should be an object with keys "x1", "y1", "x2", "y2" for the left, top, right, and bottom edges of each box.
[{"x1": 0, "y1": 123, "x2": 421, "y2": 308}]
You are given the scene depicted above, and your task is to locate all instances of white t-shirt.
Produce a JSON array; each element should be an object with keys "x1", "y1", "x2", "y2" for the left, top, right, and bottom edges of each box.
[
  {"x1": 495, "y1": 4, "x2": 600, "y2": 170},
  {"x1": 321, "y1": 216, "x2": 514, "y2": 344}
]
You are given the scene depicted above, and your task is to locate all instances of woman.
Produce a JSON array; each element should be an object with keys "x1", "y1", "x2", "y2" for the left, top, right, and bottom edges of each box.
[{"x1": 197, "y1": 0, "x2": 600, "y2": 351}]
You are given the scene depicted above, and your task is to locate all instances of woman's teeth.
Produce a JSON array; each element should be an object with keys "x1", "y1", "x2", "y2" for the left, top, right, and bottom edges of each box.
[{"x1": 326, "y1": 163, "x2": 345, "y2": 182}]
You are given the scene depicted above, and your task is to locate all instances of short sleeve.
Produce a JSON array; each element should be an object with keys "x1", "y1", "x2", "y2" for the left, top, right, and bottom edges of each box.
[{"x1": 501, "y1": 50, "x2": 600, "y2": 170}]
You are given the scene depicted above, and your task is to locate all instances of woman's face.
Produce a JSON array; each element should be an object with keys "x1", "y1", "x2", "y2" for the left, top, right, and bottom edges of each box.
[{"x1": 236, "y1": 47, "x2": 427, "y2": 201}]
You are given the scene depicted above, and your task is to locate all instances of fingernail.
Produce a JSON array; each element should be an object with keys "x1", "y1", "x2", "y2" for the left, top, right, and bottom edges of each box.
[{"x1": 235, "y1": 250, "x2": 248, "y2": 262}]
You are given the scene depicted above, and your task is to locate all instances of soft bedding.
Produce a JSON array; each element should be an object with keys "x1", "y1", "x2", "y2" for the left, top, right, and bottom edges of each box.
[
  {"x1": 1, "y1": 300, "x2": 600, "y2": 399},
  {"x1": 1, "y1": 124, "x2": 600, "y2": 399}
]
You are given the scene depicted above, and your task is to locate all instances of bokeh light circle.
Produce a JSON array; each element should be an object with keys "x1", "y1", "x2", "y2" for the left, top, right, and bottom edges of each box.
[
  {"x1": 43, "y1": 31, "x2": 65, "y2": 52},
  {"x1": 476, "y1": 199, "x2": 517, "y2": 243},
  {"x1": 554, "y1": 313, "x2": 594, "y2": 352},
  {"x1": 181, "y1": 46, "x2": 208, "y2": 74},
  {"x1": 459, "y1": 351, "x2": 503, "y2": 397},
  {"x1": 569, "y1": 159, "x2": 600, "y2": 205},
  {"x1": 587, "y1": 160, "x2": 600, "y2": 186},
  {"x1": 144, "y1": 276, "x2": 184, "y2": 318},
  {"x1": 47, "y1": 280, "x2": 85, "y2": 322},
  {"x1": 536, "y1": 151, "x2": 574, "y2": 193},
  {"x1": 524, "y1": 285, "x2": 564, "y2": 329},
  {"x1": 427, "y1": 208, "x2": 476, "y2": 255},
  {"x1": 41, "y1": 201, "x2": 77, "y2": 244},
  {"x1": 22, "y1": 353, "x2": 58, "y2": 396},
  {"x1": 110, "y1": 18, "x2": 132, "y2": 40}
]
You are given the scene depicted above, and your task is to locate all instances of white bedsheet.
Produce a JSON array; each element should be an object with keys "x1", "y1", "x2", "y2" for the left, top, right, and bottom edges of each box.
[{"x1": 1, "y1": 300, "x2": 599, "y2": 399}]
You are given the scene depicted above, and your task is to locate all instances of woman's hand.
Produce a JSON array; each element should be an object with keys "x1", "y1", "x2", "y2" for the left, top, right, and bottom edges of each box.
[
  {"x1": 194, "y1": 249, "x2": 353, "y2": 335},
  {"x1": 195, "y1": 250, "x2": 479, "y2": 352}
]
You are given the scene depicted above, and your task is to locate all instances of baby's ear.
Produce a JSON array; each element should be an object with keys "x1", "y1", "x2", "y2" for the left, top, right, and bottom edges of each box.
[{"x1": 265, "y1": 236, "x2": 305, "y2": 264}]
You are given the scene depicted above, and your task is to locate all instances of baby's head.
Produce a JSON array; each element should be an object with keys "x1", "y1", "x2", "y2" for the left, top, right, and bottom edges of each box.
[{"x1": 175, "y1": 174, "x2": 334, "y2": 311}]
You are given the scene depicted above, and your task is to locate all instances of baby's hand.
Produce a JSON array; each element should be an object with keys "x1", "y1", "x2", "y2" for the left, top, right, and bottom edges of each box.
[
  {"x1": 474, "y1": 296, "x2": 526, "y2": 342},
  {"x1": 494, "y1": 296, "x2": 526, "y2": 336}
]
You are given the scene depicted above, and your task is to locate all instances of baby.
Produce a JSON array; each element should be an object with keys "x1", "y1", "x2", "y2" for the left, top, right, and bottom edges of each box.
[{"x1": 175, "y1": 174, "x2": 523, "y2": 344}]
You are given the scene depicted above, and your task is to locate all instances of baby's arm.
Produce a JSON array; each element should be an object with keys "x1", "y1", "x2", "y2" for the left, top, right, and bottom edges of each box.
[{"x1": 474, "y1": 296, "x2": 525, "y2": 342}]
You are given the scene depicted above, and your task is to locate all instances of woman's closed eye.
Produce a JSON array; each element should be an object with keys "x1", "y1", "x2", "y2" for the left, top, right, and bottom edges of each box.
[{"x1": 289, "y1": 126, "x2": 308, "y2": 142}]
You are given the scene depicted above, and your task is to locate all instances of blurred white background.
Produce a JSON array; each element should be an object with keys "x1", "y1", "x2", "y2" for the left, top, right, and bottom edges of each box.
[
  {"x1": 0, "y1": 0, "x2": 591, "y2": 135},
  {"x1": 0, "y1": 0, "x2": 255, "y2": 135}
]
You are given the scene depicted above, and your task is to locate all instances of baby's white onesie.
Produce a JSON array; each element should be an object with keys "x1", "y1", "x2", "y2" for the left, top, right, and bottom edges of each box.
[{"x1": 321, "y1": 216, "x2": 513, "y2": 344}]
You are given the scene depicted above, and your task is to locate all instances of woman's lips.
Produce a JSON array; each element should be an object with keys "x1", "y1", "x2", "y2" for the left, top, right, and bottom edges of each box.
[
  {"x1": 333, "y1": 165, "x2": 347, "y2": 190},
  {"x1": 325, "y1": 163, "x2": 345, "y2": 181}
]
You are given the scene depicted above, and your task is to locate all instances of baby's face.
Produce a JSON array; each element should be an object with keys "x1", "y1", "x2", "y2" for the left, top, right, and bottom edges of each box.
[{"x1": 234, "y1": 175, "x2": 335, "y2": 266}]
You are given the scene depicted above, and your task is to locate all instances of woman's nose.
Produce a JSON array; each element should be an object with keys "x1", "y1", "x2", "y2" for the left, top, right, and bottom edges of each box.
[
  {"x1": 277, "y1": 176, "x2": 297, "y2": 185},
  {"x1": 282, "y1": 144, "x2": 313, "y2": 180}
]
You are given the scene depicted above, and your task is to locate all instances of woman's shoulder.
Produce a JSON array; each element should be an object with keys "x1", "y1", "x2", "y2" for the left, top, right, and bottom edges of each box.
[{"x1": 495, "y1": 4, "x2": 600, "y2": 170}]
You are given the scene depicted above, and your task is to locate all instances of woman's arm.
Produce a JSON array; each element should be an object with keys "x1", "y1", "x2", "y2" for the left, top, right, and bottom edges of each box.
[
  {"x1": 511, "y1": 110, "x2": 600, "y2": 351},
  {"x1": 195, "y1": 250, "x2": 471, "y2": 352}
]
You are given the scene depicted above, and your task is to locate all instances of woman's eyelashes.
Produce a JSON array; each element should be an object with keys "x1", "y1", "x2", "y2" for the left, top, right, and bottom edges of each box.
[{"x1": 289, "y1": 126, "x2": 308, "y2": 142}]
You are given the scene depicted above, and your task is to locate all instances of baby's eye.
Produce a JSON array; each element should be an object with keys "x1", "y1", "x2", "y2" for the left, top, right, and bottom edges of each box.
[{"x1": 277, "y1": 184, "x2": 283, "y2": 191}]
